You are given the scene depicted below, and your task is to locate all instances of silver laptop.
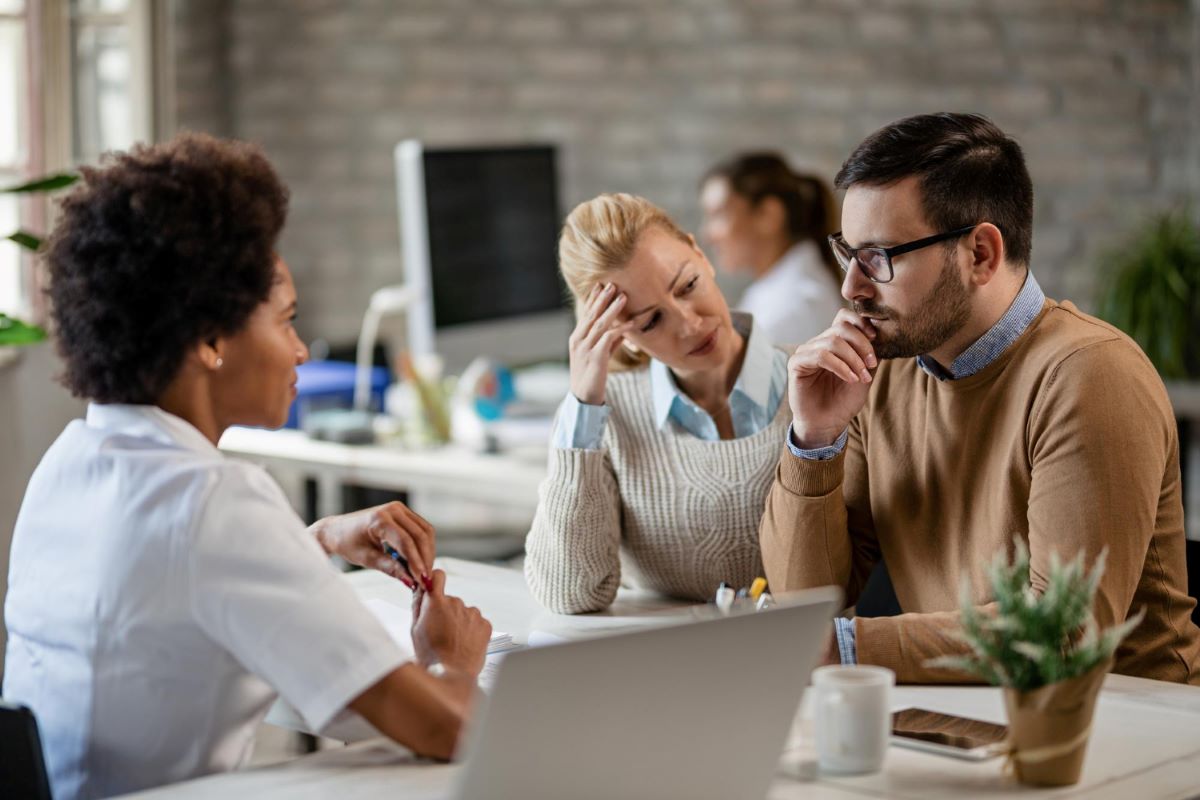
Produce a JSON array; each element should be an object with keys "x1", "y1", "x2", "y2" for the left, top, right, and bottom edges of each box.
[{"x1": 453, "y1": 586, "x2": 842, "y2": 800}]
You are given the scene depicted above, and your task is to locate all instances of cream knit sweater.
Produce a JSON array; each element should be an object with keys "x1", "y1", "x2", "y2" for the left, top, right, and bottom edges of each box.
[{"x1": 525, "y1": 362, "x2": 793, "y2": 614}]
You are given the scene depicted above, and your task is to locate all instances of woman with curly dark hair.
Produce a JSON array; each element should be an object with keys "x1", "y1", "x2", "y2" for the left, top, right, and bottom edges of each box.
[{"x1": 2, "y1": 133, "x2": 490, "y2": 799}]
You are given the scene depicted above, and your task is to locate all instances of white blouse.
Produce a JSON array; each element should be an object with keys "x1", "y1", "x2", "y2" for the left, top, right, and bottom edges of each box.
[
  {"x1": 3, "y1": 404, "x2": 409, "y2": 800},
  {"x1": 736, "y1": 240, "x2": 844, "y2": 347}
]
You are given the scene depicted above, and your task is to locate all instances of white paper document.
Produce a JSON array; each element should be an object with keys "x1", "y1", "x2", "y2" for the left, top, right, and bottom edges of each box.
[{"x1": 362, "y1": 597, "x2": 516, "y2": 654}]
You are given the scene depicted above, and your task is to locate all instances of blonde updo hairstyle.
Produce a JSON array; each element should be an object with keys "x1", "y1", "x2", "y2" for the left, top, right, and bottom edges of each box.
[{"x1": 558, "y1": 193, "x2": 693, "y2": 370}]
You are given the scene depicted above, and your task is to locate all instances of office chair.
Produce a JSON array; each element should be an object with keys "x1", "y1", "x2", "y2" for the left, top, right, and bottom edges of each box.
[{"x1": 0, "y1": 700, "x2": 53, "y2": 800}]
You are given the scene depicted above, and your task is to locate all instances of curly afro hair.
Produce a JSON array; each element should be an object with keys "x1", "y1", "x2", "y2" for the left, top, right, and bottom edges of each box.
[{"x1": 46, "y1": 132, "x2": 289, "y2": 403}]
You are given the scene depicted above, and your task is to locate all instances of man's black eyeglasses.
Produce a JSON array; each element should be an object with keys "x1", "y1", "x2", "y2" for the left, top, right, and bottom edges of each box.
[{"x1": 827, "y1": 225, "x2": 978, "y2": 284}]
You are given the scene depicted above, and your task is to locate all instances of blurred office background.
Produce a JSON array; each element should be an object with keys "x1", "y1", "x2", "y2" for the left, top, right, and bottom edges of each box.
[{"x1": 1, "y1": 0, "x2": 1198, "y2": 677}]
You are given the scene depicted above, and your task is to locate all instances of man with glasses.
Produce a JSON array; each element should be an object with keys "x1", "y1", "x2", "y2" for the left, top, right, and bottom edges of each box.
[{"x1": 760, "y1": 112, "x2": 1200, "y2": 684}]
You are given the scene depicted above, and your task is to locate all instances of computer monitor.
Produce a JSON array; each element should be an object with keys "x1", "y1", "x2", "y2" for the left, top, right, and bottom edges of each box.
[{"x1": 394, "y1": 141, "x2": 571, "y2": 373}]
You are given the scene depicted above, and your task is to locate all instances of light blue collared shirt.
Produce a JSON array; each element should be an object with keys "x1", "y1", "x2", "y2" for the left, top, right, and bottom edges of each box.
[
  {"x1": 791, "y1": 271, "x2": 1047, "y2": 663},
  {"x1": 552, "y1": 312, "x2": 786, "y2": 449}
]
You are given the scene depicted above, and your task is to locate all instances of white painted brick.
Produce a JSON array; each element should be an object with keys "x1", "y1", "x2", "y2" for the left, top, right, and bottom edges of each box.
[
  {"x1": 502, "y1": 11, "x2": 570, "y2": 41},
  {"x1": 752, "y1": 10, "x2": 847, "y2": 41},
  {"x1": 858, "y1": 12, "x2": 918, "y2": 43},
  {"x1": 577, "y1": 10, "x2": 639, "y2": 41},
  {"x1": 645, "y1": 11, "x2": 704, "y2": 43}
]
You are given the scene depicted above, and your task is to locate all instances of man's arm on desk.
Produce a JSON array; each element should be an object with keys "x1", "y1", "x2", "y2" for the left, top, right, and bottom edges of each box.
[{"x1": 760, "y1": 422, "x2": 882, "y2": 607}]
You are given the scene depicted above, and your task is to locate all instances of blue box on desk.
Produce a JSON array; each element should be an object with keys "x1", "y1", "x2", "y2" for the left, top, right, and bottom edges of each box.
[{"x1": 285, "y1": 360, "x2": 391, "y2": 429}]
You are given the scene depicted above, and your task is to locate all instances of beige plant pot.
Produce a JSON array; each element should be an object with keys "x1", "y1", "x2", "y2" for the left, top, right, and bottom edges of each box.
[{"x1": 1002, "y1": 659, "x2": 1111, "y2": 787}]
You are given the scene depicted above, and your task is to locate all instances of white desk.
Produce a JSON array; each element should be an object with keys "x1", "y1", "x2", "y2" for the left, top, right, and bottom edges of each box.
[
  {"x1": 218, "y1": 427, "x2": 548, "y2": 523},
  {"x1": 118, "y1": 559, "x2": 1200, "y2": 800}
]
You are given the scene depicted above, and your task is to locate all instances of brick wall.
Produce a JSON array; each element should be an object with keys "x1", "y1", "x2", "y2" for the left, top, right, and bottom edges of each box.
[
  {"x1": 173, "y1": 0, "x2": 1197, "y2": 345},
  {"x1": 172, "y1": 0, "x2": 232, "y2": 138}
]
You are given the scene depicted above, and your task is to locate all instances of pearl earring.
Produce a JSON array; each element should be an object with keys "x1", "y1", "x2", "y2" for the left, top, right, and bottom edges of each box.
[{"x1": 215, "y1": 357, "x2": 223, "y2": 368}]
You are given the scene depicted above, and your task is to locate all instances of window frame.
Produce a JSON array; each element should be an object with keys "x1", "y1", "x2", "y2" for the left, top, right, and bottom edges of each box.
[{"x1": 0, "y1": 2, "x2": 35, "y2": 318}]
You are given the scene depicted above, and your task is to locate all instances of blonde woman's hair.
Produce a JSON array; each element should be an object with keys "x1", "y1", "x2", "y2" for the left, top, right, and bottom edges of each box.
[{"x1": 558, "y1": 193, "x2": 692, "y2": 370}]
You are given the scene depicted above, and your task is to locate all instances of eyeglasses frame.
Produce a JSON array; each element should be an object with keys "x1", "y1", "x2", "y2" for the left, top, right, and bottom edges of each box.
[{"x1": 827, "y1": 224, "x2": 980, "y2": 284}]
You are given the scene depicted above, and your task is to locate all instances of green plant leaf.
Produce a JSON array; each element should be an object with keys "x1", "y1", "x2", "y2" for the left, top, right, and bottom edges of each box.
[
  {"x1": 0, "y1": 173, "x2": 79, "y2": 194},
  {"x1": 0, "y1": 314, "x2": 47, "y2": 345},
  {"x1": 1096, "y1": 208, "x2": 1200, "y2": 380},
  {"x1": 7, "y1": 230, "x2": 42, "y2": 251},
  {"x1": 923, "y1": 538, "x2": 1144, "y2": 691}
]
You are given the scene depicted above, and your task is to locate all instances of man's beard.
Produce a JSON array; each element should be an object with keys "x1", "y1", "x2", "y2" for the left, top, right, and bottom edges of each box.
[{"x1": 854, "y1": 251, "x2": 971, "y2": 360}]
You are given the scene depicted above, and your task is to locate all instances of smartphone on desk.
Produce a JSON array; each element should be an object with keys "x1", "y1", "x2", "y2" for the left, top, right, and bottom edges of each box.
[{"x1": 890, "y1": 707, "x2": 1008, "y2": 761}]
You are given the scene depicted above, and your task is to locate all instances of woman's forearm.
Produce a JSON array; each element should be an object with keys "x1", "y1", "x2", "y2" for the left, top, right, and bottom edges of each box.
[{"x1": 347, "y1": 663, "x2": 479, "y2": 761}]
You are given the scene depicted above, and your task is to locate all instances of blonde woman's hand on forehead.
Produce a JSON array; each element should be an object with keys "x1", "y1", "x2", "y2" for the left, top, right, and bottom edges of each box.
[
  {"x1": 786, "y1": 308, "x2": 878, "y2": 449},
  {"x1": 568, "y1": 282, "x2": 637, "y2": 406}
]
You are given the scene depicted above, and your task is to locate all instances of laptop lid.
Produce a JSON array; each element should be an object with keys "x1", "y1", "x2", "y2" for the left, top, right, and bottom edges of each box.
[{"x1": 453, "y1": 586, "x2": 842, "y2": 800}]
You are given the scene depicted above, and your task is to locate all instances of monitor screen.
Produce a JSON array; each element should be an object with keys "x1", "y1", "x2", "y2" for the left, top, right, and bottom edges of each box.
[{"x1": 422, "y1": 146, "x2": 564, "y2": 329}]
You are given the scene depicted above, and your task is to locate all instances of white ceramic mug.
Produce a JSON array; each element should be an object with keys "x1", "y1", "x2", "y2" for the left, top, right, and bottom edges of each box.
[{"x1": 811, "y1": 664, "x2": 896, "y2": 775}]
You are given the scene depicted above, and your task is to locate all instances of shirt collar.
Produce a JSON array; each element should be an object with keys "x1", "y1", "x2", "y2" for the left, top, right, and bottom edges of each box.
[
  {"x1": 649, "y1": 311, "x2": 774, "y2": 430},
  {"x1": 85, "y1": 403, "x2": 222, "y2": 458},
  {"x1": 917, "y1": 271, "x2": 1045, "y2": 381}
]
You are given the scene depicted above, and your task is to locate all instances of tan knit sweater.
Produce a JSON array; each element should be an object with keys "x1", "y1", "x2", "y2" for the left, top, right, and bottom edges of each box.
[
  {"x1": 525, "y1": 365, "x2": 793, "y2": 613},
  {"x1": 761, "y1": 299, "x2": 1200, "y2": 684}
]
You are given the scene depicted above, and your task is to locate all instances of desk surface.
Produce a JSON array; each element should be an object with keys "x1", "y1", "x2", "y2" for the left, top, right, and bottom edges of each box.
[
  {"x1": 218, "y1": 427, "x2": 548, "y2": 514},
  {"x1": 118, "y1": 559, "x2": 1200, "y2": 800}
]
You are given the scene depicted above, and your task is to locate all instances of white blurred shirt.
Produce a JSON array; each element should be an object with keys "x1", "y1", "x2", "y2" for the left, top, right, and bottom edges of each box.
[
  {"x1": 3, "y1": 404, "x2": 409, "y2": 800},
  {"x1": 736, "y1": 240, "x2": 844, "y2": 347}
]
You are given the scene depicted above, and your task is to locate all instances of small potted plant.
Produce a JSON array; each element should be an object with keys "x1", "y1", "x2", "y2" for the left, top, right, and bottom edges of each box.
[{"x1": 928, "y1": 541, "x2": 1144, "y2": 787}]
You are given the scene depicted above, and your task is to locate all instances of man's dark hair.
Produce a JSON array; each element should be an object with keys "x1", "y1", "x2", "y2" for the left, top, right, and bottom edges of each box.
[
  {"x1": 834, "y1": 113, "x2": 1033, "y2": 267},
  {"x1": 46, "y1": 132, "x2": 289, "y2": 403}
]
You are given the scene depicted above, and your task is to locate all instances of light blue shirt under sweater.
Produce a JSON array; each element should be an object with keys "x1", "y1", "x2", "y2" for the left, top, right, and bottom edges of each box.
[{"x1": 553, "y1": 312, "x2": 787, "y2": 449}]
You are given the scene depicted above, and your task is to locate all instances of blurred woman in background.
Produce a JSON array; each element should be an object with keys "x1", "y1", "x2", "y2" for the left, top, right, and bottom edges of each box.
[{"x1": 700, "y1": 152, "x2": 843, "y2": 345}]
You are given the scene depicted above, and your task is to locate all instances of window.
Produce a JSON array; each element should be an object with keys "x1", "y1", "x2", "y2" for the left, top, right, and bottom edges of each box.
[
  {"x1": 0, "y1": 0, "x2": 163, "y2": 316},
  {"x1": 70, "y1": 0, "x2": 152, "y2": 164},
  {"x1": 0, "y1": 0, "x2": 29, "y2": 315}
]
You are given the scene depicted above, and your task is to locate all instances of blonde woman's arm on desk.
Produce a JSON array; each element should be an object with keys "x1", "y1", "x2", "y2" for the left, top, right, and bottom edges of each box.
[{"x1": 524, "y1": 445, "x2": 623, "y2": 614}]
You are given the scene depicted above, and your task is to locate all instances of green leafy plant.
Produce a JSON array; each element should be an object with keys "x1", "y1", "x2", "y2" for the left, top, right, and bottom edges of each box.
[
  {"x1": 927, "y1": 540, "x2": 1144, "y2": 692},
  {"x1": 1096, "y1": 210, "x2": 1200, "y2": 380},
  {"x1": 0, "y1": 314, "x2": 46, "y2": 344},
  {"x1": 1, "y1": 172, "x2": 79, "y2": 346}
]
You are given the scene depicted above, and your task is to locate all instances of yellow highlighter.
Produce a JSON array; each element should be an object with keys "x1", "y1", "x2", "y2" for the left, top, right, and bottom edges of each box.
[{"x1": 748, "y1": 577, "x2": 767, "y2": 602}]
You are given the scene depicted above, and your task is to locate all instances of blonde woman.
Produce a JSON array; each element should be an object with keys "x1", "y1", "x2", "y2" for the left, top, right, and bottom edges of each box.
[{"x1": 525, "y1": 193, "x2": 795, "y2": 613}]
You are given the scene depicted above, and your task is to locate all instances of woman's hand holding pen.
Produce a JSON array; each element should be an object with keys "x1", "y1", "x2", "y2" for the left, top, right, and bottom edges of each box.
[
  {"x1": 568, "y1": 282, "x2": 637, "y2": 406},
  {"x1": 787, "y1": 309, "x2": 878, "y2": 449},
  {"x1": 412, "y1": 570, "x2": 492, "y2": 677},
  {"x1": 310, "y1": 501, "x2": 436, "y2": 590}
]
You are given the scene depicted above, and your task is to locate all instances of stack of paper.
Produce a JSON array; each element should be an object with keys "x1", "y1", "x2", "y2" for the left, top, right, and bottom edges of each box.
[{"x1": 487, "y1": 631, "x2": 517, "y2": 654}]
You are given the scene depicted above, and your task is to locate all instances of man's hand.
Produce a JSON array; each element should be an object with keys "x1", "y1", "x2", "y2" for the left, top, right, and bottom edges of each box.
[
  {"x1": 787, "y1": 309, "x2": 878, "y2": 449},
  {"x1": 311, "y1": 501, "x2": 435, "y2": 590},
  {"x1": 412, "y1": 570, "x2": 492, "y2": 677}
]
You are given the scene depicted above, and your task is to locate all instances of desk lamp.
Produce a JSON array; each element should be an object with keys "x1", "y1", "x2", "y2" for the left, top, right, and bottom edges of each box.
[{"x1": 354, "y1": 284, "x2": 414, "y2": 411}]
